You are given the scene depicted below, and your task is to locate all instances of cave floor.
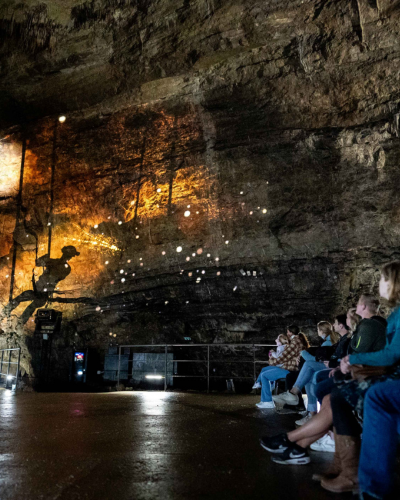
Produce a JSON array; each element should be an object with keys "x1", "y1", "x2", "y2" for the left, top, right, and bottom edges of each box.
[{"x1": 0, "y1": 390, "x2": 353, "y2": 500}]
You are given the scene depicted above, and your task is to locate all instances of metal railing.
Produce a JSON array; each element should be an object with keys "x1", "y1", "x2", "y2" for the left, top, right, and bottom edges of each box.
[
  {"x1": 0, "y1": 348, "x2": 21, "y2": 390},
  {"x1": 116, "y1": 344, "x2": 277, "y2": 392}
]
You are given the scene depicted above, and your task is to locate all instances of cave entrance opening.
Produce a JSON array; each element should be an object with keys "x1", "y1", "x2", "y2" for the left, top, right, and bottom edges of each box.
[{"x1": 0, "y1": 348, "x2": 21, "y2": 390}]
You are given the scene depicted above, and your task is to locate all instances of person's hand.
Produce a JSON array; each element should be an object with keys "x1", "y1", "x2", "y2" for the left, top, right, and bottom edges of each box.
[
  {"x1": 329, "y1": 367, "x2": 340, "y2": 378},
  {"x1": 323, "y1": 361, "x2": 329, "y2": 368},
  {"x1": 340, "y1": 355, "x2": 351, "y2": 374}
]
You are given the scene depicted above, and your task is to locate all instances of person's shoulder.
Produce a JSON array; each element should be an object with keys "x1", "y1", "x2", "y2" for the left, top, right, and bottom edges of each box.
[
  {"x1": 387, "y1": 307, "x2": 400, "y2": 326},
  {"x1": 370, "y1": 316, "x2": 388, "y2": 327},
  {"x1": 362, "y1": 317, "x2": 386, "y2": 330}
]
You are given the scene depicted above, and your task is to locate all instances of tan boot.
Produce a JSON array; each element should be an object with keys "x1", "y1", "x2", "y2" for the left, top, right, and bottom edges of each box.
[
  {"x1": 321, "y1": 434, "x2": 360, "y2": 494},
  {"x1": 312, "y1": 429, "x2": 341, "y2": 482}
]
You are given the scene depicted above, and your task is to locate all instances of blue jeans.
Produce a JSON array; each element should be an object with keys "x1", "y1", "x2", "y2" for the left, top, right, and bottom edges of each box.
[
  {"x1": 301, "y1": 350, "x2": 316, "y2": 362},
  {"x1": 256, "y1": 366, "x2": 274, "y2": 384},
  {"x1": 293, "y1": 360, "x2": 326, "y2": 412},
  {"x1": 259, "y1": 367, "x2": 290, "y2": 402},
  {"x1": 359, "y1": 380, "x2": 400, "y2": 499}
]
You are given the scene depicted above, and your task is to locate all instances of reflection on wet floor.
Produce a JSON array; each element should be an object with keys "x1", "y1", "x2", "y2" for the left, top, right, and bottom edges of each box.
[{"x1": 0, "y1": 391, "x2": 340, "y2": 500}]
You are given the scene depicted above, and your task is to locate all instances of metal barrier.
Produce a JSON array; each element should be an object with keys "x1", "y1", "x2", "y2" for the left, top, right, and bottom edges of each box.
[
  {"x1": 0, "y1": 348, "x2": 21, "y2": 390},
  {"x1": 116, "y1": 344, "x2": 277, "y2": 392}
]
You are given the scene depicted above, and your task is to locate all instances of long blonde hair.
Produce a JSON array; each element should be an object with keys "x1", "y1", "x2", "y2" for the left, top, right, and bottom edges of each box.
[
  {"x1": 278, "y1": 334, "x2": 289, "y2": 345},
  {"x1": 317, "y1": 321, "x2": 339, "y2": 343},
  {"x1": 347, "y1": 307, "x2": 361, "y2": 333},
  {"x1": 381, "y1": 261, "x2": 400, "y2": 307}
]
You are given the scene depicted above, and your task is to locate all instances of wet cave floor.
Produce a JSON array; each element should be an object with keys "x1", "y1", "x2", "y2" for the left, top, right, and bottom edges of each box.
[{"x1": 0, "y1": 390, "x2": 365, "y2": 499}]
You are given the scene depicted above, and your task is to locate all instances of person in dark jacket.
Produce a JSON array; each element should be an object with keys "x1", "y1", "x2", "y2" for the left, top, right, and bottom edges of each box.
[{"x1": 315, "y1": 297, "x2": 387, "y2": 404}]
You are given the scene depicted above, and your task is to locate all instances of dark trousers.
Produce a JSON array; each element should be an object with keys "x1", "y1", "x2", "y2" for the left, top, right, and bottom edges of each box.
[
  {"x1": 285, "y1": 370, "x2": 299, "y2": 391},
  {"x1": 330, "y1": 386, "x2": 361, "y2": 436},
  {"x1": 315, "y1": 372, "x2": 335, "y2": 403}
]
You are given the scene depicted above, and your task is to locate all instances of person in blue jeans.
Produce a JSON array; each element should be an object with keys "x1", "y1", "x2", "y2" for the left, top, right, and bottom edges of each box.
[
  {"x1": 255, "y1": 325, "x2": 307, "y2": 409},
  {"x1": 252, "y1": 333, "x2": 288, "y2": 389},
  {"x1": 272, "y1": 321, "x2": 338, "y2": 416},
  {"x1": 320, "y1": 262, "x2": 400, "y2": 494},
  {"x1": 358, "y1": 379, "x2": 400, "y2": 500}
]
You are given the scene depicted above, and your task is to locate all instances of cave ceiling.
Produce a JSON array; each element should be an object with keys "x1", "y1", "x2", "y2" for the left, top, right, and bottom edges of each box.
[{"x1": 0, "y1": 0, "x2": 398, "y2": 131}]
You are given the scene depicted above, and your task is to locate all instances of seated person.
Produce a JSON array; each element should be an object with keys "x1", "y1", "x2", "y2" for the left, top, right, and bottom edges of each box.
[
  {"x1": 315, "y1": 296, "x2": 387, "y2": 404},
  {"x1": 321, "y1": 263, "x2": 400, "y2": 494},
  {"x1": 301, "y1": 321, "x2": 338, "y2": 362},
  {"x1": 270, "y1": 333, "x2": 289, "y2": 359},
  {"x1": 259, "y1": 288, "x2": 389, "y2": 465},
  {"x1": 252, "y1": 333, "x2": 289, "y2": 390},
  {"x1": 358, "y1": 379, "x2": 400, "y2": 500},
  {"x1": 255, "y1": 325, "x2": 308, "y2": 409},
  {"x1": 272, "y1": 321, "x2": 338, "y2": 423}
]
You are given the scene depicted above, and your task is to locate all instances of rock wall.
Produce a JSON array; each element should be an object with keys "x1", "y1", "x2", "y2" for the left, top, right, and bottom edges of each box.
[{"x1": 1, "y1": 0, "x2": 400, "y2": 381}]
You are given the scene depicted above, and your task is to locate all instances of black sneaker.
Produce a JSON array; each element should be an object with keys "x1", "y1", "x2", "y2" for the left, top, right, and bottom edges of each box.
[
  {"x1": 260, "y1": 433, "x2": 290, "y2": 454},
  {"x1": 271, "y1": 443, "x2": 311, "y2": 465}
]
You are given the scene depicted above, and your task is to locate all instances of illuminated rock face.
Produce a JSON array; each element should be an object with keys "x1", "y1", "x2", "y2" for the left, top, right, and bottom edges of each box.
[{"x1": 1, "y1": 1, "x2": 400, "y2": 381}]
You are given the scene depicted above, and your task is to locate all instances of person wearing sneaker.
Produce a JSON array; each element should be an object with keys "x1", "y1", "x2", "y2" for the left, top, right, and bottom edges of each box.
[
  {"x1": 273, "y1": 322, "x2": 337, "y2": 415},
  {"x1": 252, "y1": 334, "x2": 288, "y2": 390},
  {"x1": 310, "y1": 432, "x2": 335, "y2": 452},
  {"x1": 261, "y1": 392, "x2": 335, "y2": 463},
  {"x1": 320, "y1": 263, "x2": 400, "y2": 495},
  {"x1": 256, "y1": 325, "x2": 304, "y2": 409},
  {"x1": 259, "y1": 433, "x2": 311, "y2": 465}
]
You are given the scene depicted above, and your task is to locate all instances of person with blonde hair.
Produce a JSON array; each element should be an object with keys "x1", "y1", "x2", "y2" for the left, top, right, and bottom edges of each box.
[
  {"x1": 322, "y1": 262, "x2": 400, "y2": 494},
  {"x1": 273, "y1": 321, "x2": 337, "y2": 422},
  {"x1": 260, "y1": 291, "x2": 388, "y2": 465},
  {"x1": 255, "y1": 325, "x2": 304, "y2": 409},
  {"x1": 252, "y1": 333, "x2": 289, "y2": 390},
  {"x1": 269, "y1": 334, "x2": 289, "y2": 359}
]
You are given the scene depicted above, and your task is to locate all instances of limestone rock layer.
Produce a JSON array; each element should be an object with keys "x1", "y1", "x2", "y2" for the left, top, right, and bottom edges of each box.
[{"x1": 1, "y1": 1, "x2": 400, "y2": 378}]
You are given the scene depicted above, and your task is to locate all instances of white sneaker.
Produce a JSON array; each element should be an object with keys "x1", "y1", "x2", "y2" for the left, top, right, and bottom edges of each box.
[
  {"x1": 295, "y1": 412, "x2": 313, "y2": 426},
  {"x1": 256, "y1": 401, "x2": 275, "y2": 409},
  {"x1": 252, "y1": 382, "x2": 262, "y2": 389},
  {"x1": 310, "y1": 433, "x2": 335, "y2": 452},
  {"x1": 272, "y1": 391, "x2": 299, "y2": 405}
]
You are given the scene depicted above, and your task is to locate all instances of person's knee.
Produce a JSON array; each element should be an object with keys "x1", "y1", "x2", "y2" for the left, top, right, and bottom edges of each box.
[
  {"x1": 365, "y1": 383, "x2": 389, "y2": 409},
  {"x1": 321, "y1": 394, "x2": 331, "y2": 408}
]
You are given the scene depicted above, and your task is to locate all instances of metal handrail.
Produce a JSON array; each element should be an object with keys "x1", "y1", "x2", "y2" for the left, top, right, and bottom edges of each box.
[
  {"x1": 0, "y1": 348, "x2": 21, "y2": 389},
  {"x1": 116, "y1": 343, "x2": 280, "y2": 392}
]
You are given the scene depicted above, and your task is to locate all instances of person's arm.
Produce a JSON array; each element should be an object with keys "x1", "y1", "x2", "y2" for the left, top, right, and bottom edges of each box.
[
  {"x1": 349, "y1": 313, "x2": 400, "y2": 367},
  {"x1": 269, "y1": 338, "x2": 299, "y2": 366},
  {"x1": 351, "y1": 321, "x2": 386, "y2": 354}
]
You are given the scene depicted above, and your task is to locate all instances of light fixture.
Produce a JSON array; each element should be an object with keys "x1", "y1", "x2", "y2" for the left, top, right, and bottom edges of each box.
[
  {"x1": 77, "y1": 371, "x2": 83, "y2": 376},
  {"x1": 7, "y1": 375, "x2": 13, "y2": 380},
  {"x1": 145, "y1": 375, "x2": 164, "y2": 380},
  {"x1": 58, "y1": 115, "x2": 66, "y2": 123},
  {"x1": 184, "y1": 211, "x2": 190, "y2": 217}
]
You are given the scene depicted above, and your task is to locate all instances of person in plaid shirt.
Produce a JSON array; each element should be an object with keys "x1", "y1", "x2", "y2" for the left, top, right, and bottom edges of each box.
[{"x1": 256, "y1": 325, "x2": 307, "y2": 409}]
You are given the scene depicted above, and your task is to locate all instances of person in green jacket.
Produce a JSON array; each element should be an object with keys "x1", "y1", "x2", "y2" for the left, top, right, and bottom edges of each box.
[{"x1": 348, "y1": 294, "x2": 387, "y2": 355}]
